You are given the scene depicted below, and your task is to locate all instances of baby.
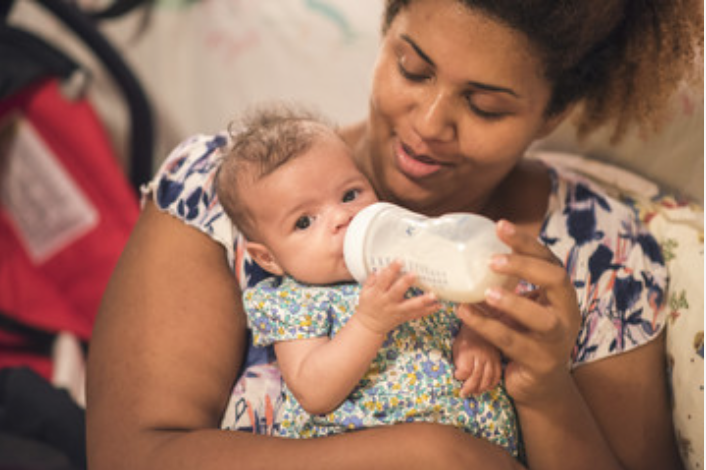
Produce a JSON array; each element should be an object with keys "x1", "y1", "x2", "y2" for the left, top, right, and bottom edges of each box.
[{"x1": 215, "y1": 103, "x2": 518, "y2": 456}]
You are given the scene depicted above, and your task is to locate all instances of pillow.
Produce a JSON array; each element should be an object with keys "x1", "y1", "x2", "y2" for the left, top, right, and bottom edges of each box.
[
  {"x1": 649, "y1": 198, "x2": 704, "y2": 470},
  {"x1": 533, "y1": 151, "x2": 704, "y2": 470}
]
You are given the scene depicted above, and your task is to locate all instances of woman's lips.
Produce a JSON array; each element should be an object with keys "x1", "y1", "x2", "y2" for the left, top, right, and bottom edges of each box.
[{"x1": 394, "y1": 141, "x2": 446, "y2": 179}]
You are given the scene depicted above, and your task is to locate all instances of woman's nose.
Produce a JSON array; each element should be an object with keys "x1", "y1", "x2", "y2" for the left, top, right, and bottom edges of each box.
[{"x1": 413, "y1": 90, "x2": 456, "y2": 143}]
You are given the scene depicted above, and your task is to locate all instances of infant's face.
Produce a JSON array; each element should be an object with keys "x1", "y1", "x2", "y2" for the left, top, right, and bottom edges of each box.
[{"x1": 245, "y1": 132, "x2": 378, "y2": 284}]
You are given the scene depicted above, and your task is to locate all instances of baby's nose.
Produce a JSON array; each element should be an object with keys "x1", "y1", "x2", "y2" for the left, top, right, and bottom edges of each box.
[{"x1": 332, "y1": 207, "x2": 354, "y2": 233}]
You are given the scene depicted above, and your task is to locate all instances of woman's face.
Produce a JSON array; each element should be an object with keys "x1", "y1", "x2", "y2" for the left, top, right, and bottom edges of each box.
[{"x1": 363, "y1": 0, "x2": 561, "y2": 216}]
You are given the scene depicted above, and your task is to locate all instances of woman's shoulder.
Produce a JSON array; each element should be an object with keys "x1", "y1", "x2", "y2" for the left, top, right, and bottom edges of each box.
[
  {"x1": 540, "y1": 162, "x2": 669, "y2": 366},
  {"x1": 541, "y1": 162, "x2": 665, "y2": 274},
  {"x1": 543, "y1": 162, "x2": 652, "y2": 242},
  {"x1": 140, "y1": 132, "x2": 240, "y2": 262},
  {"x1": 142, "y1": 133, "x2": 229, "y2": 212}
]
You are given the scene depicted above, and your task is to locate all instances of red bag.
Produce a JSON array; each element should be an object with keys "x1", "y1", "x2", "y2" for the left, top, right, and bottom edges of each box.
[{"x1": 0, "y1": 78, "x2": 139, "y2": 378}]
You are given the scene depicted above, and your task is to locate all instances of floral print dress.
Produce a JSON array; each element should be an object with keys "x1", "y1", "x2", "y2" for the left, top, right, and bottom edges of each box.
[
  {"x1": 244, "y1": 276, "x2": 519, "y2": 455},
  {"x1": 141, "y1": 133, "x2": 668, "y2": 441}
]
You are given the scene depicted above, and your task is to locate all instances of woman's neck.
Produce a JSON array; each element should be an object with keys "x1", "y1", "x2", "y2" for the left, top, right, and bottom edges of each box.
[{"x1": 485, "y1": 159, "x2": 551, "y2": 237}]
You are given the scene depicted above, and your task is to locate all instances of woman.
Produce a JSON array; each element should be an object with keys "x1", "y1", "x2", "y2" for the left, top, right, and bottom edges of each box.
[{"x1": 86, "y1": 1, "x2": 701, "y2": 469}]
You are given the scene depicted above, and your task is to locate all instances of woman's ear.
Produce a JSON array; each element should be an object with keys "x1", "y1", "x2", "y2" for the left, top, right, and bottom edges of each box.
[{"x1": 246, "y1": 242, "x2": 285, "y2": 276}]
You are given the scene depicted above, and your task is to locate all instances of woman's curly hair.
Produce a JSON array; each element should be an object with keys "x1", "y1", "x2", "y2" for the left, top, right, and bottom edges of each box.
[{"x1": 384, "y1": 0, "x2": 703, "y2": 142}]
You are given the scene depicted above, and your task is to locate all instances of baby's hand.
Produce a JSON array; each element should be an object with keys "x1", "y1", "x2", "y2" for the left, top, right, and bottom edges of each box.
[
  {"x1": 355, "y1": 262, "x2": 439, "y2": 336},
  {"x1": 453, "y1": 323, "x2": 502, "y2": 397}
]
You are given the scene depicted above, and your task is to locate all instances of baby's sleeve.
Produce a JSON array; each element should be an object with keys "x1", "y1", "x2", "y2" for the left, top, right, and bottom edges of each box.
[{"x1": 244, "y1": 279, "x2": 334, "y2": 347}]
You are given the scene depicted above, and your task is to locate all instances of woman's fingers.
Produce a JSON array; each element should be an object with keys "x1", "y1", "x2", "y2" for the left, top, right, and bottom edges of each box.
[
  {"x1": 496, "y1": 219, "x2": 560, "y2": 263},
  {"x1": 490, "y1": 220, "x2": 580, "y2": 332},
  {"x1": 456, "y1": 303, "x2": 534, "y2": 362},
  {"x1": 496, "y1": 220, "x2": 568, "y2": 288},
  {"x1": 491, "y1": 254, "x2": 575, "y2": 309},
  {"x1": 484, "y1": 286, "x2": 564, "y2": 338}
]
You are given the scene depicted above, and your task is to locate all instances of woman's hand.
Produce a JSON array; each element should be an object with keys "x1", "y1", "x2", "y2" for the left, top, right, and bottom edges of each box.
[
  {"x1": 456, "y1": 219, "x2": 580, "y2": 405},
  {"x1": 457, "y1": 220, "x2": 655, "y2": 470}
]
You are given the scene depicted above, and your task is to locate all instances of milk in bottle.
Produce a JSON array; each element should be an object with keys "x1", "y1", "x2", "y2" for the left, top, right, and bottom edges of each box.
[{"x1": 343, "y1": 202, "x2": 511, "y2": 303}]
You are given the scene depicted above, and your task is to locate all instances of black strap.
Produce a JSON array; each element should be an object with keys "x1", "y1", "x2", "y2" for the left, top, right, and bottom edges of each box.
[
  {"x1": 3, "y1": 0, "x2": 155, "y2": 193},
  {"x1": 0, "y1": 25, "x2": 80, "y2": 100},
  {"x1": 0, "y1": 311, "x2": 55, "y2": 356},
  {"x1": 86, "y1": 0, "x2": 154, "y2": 21}
]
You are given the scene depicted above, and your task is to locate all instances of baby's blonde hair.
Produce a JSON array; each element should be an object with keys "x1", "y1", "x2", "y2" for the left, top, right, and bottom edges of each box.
[{"x1": 215, "y1": 102, "x2": 336, "y2": 241}]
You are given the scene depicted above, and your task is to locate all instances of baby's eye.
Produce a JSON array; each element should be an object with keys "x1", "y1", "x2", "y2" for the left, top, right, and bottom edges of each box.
[
  {"x1": 342, "y1": 189, "x2": 360, "y2": 203},
  {"x1": 294, "y1": 216, "x2": 313, "y2": 230}
]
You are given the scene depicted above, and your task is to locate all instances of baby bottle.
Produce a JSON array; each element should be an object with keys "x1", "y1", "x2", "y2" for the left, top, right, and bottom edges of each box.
[{"x1": 343, "y1": 202, "x2": 511, "y2": 303}]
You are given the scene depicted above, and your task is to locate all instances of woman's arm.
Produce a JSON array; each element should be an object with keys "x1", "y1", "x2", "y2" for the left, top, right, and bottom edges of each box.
[
  {"x1": 86, "y1": 201, "x2": 247, "y2": 469},
  {"x1": 457, "y1": 220, "x2": 682, "y2": 470},
  {"x1": 572, "y1": 333, "x2": 683, "y2": 470},
  {"x1": 86, "y1": 202, "x2": 521, "y2": 470},
  {"x1": 510, "y1": 333, "x2": 681, "y2": 470}
]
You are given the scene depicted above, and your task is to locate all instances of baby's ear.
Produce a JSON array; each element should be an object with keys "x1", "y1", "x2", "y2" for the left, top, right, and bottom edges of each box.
[{"x1": 246, "y1": 242, "x2": 285, "y2": 276}]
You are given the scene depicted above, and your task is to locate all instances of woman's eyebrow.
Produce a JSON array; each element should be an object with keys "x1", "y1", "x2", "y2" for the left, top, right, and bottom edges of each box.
[
  {"x1": 467, "y1": 81, "x2": 520, "y2": 98},
  {"x1": 400, "y1": 34, "x2": 521, "y2": 99},
  {"x1": 401, "y1": 34, "x2": 434, "y2": 66}
]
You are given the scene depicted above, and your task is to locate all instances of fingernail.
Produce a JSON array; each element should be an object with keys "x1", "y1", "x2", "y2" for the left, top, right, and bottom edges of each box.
[
  {"x1": 485, "y1": 287, "x2": 502, "y2": 303},
  {"x1": 490, "y1": 254, "x2": 508, "y2": 268},
  {"x1": 498, "y1": 219, "x2": 515, "y2": 235}
]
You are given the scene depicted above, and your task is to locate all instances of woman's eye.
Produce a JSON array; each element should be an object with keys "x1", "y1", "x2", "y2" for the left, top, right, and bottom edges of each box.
[
  {"x1": 471, "y1": 106, "x2": 505, "y2": 120},
  {"x1": 398, "y1": 62, "x2": 429, "y2": 83},
  {"x1": 465, "y1": 96, "x2": 507, "y2": 121},
  {"x1": 342, "y1": 189, "x2": 359, "y2": 203},
  {"x1": 294, "y1": 216, "x2": 312, "y2": 230}
]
